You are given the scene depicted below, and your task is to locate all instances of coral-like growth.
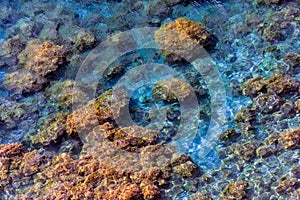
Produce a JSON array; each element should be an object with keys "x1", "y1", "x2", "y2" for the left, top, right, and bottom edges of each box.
[
  {"x1": 18, "y1": 39, "x2": 66, "y2": 77},
  {"x1": 31, "y1": 113, "x2": 68, "y2": 146},
  {"x1": 2, "y1": 69, "x2": 48, "y2": 94},
  {"x1": 155, "y1": 17, "x2": 213, "y2": 60},
  {"x1": 220, "y1": 181, "x2": 248, "y2": 200},
  {"x1": 153, "y1": 78, "x2": 195, "y2": 102}
]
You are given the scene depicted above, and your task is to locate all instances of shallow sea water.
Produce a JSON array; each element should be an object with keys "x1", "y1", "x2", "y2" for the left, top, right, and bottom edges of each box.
[{"x1": 0, "y1": 0, "x2": 299, "y2": 199}]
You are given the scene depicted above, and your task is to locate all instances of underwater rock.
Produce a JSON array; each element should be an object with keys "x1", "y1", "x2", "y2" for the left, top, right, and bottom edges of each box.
[
  {"x1": 262, "y1": 24, "x2": 282, "y2": 43},
  {"x1": 253, "y1": 93, "x2": 282, "y2": 114},
  {"x1": 294, "y1": 99, "x2": 300, "y2": 113},
  {"x1": 241, "y1": 77, "x2": 267, "y2": 97},
  {"x1": 254, "y1": 0, "x2": 283, "y2": 6},
  {"x1": 0, "y1": 97, "x2": 28, "y2": 129},
  {"x1": 190, "y1": 192, "x2": 213, "y2": 200},
  {"x1": 255, "y1": 145, "x2": 273, "y2": 158},
  {"x1": 219, "y1": 128, "x2": 241, "y2": 145},
  {"x1": 0, "y1": 34, "x2": 26, "y2": 65},
  {"x1": 275, "y1": 177, "x2": 299, "y2": 196},
  {"x1": 152, "y1": 78, "x2": 195, "y2": 102},
  {"x1": 18, "y1": 39, "x2": 66, "y2": 77},
  {"x1": 278, "y1": 129, "x2": 300, "y2": 149},
  {"x1": 234, "y1": 107, "x2": 257, "y2": 123},
  {"x1": 20, "y1": 150, "x2": 52, "y2": 176},
  {"x1": 172, "y1": 160, "x2": 198, "y2": 178},
  {"x1": 257, "y1": 4, "x2": 299, "y2": 43},
  {"x1": 2, "y1": 145, "x2": 197, "y2": 200},
  {"x1": 0, "y1": 143, "x2": 26, "y2": 158},
  {"x1": 231, "y1": 141, "x2": 261, "y2": 161},
  {"x1": 113, "y1": 126, "x2": 158, "y2": 150},
  {"x1": 140, "y1": 180, "x2": 160, "y2": 199},
  {"x1": 220, "y1": 181, "x2": 249, "y2": 200},
  {"x1": 2, "y1": 69, "x2": 48, "y2": 94},
  {"x1": 266, "y1": 74, "x2": 299, "y2": 95},
  {"x1": 66, "y1": 87, "x2": 128, "y2": 136},
  {"x1": 73, "y1": 29, "x2": 95, "y2": 52},
  {"x1": 31, "y1": 112, "x2": 68, "y2": 147},
  {"x1": 0, "y1": 143, "x2": 27, "y2": 186},
  {"x1": 155, "y1": 17, "x2": 214, "y2": 61},
  {"x1": 45, "y1": 80, "x2": 91, "y2": 110},
  {"x1": 284, "y1": 52, "x2": 300, "y2": 69}
]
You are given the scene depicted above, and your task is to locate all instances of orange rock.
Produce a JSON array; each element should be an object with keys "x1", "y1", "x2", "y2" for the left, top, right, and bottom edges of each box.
[
  {"x1": 18, "y1": 39, "x2": 66, "y2": 77},
  {"x1": 155, "y1": 17, "x2": 213, "y2": 60}
]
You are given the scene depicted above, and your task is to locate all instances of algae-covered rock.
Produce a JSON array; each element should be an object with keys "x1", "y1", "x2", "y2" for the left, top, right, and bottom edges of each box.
[
  {"x1": 73, "y1": 29, "x2": 95, "y2": 52},
  {"x1": 219, "y1": 128, "x2": 241, "y2": 145},
  {"x1": 266, "y1": 74, "x2": 299, "y2": 95},
  {"x1": 241, "y1": 77, "x2": 267, "y2": 97},
  {"x1": 45, "y1": 80, "x2": 91, "y2": 110},
  {"x1": 276, "y1": 177, "x2": 299, "y2": 195},
  {"x1": 254, "y1": 0, "x2": 283, "y2": 6},
  {"x1": 278, "y1": 129, "x2": 300, "y2": 149},
  {"x1": 190, "y1": 192, "x2": 213, "y2": 200},
  {"x1": 294, "y1": 99, "x2": 300, "y2": 113},
  {"x1": 0, "y1": 34, "x2": 26, "y2": 65},
  {"x1": 66, "y1": 87, "x2": 128, "y2": 136},
  {"x1": 152, "y1": 78, "x2": 195, "y2": 102},
  {"x1": 113, "y1": 126, "x2": 158, "y2": 150},
  {"x1": 155, "y1": 17, "x2": 214, "y2": 61},
  {"x1": 253, "y1": 93, "x2": 282, "y2": 114},
  {"x1": 284, "y1": 52, "x2": 300, "y2": 69},
  {"x1": 172, "y1": 160, "x2": 198, "y2": 178},
  {"x1": 18, "y1": 39, "x2": 66, "y2": 77},
  {"x1": 31, "y1": 112, "x2": 68, "y2": 146},
  {"x1": 220, "y1": 181, "x2": 249, "y2": 200},
  {"x1": 2, "y1": 69, "x2": 48, "y2": 94},
  {"x1": 256, "y1": 145, "x2": 273, "y2": 158},
  {"x1": 0, "y1": 97, "x2": 28, "y2": 129},
  {"x1": 231, "y1": 141, "x2": 259, "y2": 161}
]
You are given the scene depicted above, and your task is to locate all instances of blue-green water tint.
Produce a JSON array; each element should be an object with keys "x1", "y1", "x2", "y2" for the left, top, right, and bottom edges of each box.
[{"x1": 0, "y1": 0, "x2": 300, "y2": 198}]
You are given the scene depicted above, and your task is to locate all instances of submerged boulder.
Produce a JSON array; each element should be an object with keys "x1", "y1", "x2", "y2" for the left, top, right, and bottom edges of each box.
[
  {"x1": 18, "y1": 39, "x2": 66, "y2": 77},
  {"x1": 155, "y1": 17, "x2": 215, "y2": 61}
]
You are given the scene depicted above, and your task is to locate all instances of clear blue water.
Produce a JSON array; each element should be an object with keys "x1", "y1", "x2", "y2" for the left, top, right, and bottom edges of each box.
[{"x1": 0, "y1": 0, "x2": 299, "y2": 199}]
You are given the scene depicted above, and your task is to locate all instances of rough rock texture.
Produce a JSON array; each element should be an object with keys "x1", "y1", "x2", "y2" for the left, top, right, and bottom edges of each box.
[
  {"x1": 152, "y1": 78, "x2": 195, "y2": 102},
  {"x1": 18, "y1": 39, "x2": 66, "y2": 77},
  {"x1": 155, "y1": 17, "x2": 213, "y2": 61},
  {"x1": 2, "y1": 69, "x2": 48, "y2": 94},
  {"x1": 66, "y1": 87, "x2": 128, "y2": 136},
  {"x1": 31, "y1": 113, "x2": 68, "y2": 147},
  {"x1": 45, "y1": 80, "x2": 92, "y2": 110},
  {"x1": 220, "y1": 181, "x2": 249, "y2": 200},
  {"x1": 0, "y1": 97, "x2": 28, "y2": 129}
]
